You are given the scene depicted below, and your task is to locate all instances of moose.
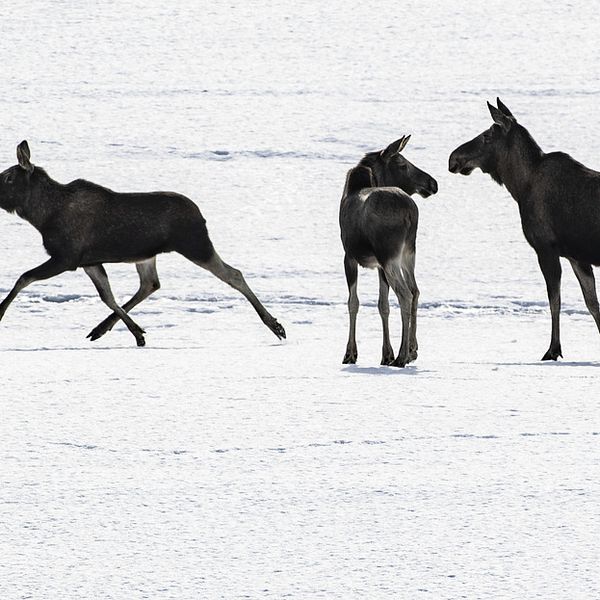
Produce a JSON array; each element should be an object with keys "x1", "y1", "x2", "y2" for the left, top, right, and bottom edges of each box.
[
  {"x1": 0, "y1": 141, "x2": 286, "y2": 346},
  {"x1": 340, "y1": 136, "x2": 438, "y2": 367},
  {"x1": 449, "y1": 99, "x2": 600, "y2": 360}
]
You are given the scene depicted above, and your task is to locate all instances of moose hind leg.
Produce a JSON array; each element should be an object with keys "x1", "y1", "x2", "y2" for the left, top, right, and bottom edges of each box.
[
  {"x1": 384, "y1": 261, "x2": 413, "y2": 368},
  {"x1": 403, "y1": 249, "x2": 419, "y2": 364},
  {"x1": 537, "y1": 252, "x2": 562, "y2": 360},
  {"x1": 569, "y1": 259, "x2": 600, "y2": 334},
  {"x1": 343, "y1": 255, "x2": 359, "y2": 364},
  {"x1": 87, "y1": 258, "x2": 160, "y2": 341},
  {"x1": 196, "y1": 252, "x2": 285, "y2": 340},
  {"x1": 84, "y1": 265, "x2": 146, "y2": 346},
  {"x1": 377, "y1": 268, "x2": 394, "y2": 365}
]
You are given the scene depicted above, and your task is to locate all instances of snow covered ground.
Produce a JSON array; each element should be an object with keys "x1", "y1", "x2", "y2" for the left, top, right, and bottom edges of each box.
[{"x1": 1, "y1": 2, "x2": 599, "y2": 598}]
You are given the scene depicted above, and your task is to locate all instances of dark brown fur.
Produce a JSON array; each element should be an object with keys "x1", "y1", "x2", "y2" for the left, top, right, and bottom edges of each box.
[
  {"x1": 0, "y1": 141, "x2": 285, "y2": 346},
  {"x1": 449, "y1": 99, "x2": 600, "y2": 360}
]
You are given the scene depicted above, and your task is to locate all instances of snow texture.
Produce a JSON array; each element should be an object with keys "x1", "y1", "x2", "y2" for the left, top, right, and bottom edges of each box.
[{"x1": 1, "y1": 1, "x2": 599, "y2": 598}]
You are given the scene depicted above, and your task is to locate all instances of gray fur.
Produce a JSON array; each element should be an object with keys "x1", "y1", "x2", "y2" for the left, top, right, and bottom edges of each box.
[{"x1": 339, "y1": 138, "x2": 438, "y2": 367}]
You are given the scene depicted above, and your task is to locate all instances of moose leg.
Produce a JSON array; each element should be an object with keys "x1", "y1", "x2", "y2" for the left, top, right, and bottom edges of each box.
[
  {"x1": 0, "y1": 257, "x2": 71, "y2": 321},
  {"x1": 377, "y1": 269, "x2": 394, "y2": 365},
  {"x1": 87, "y1": 258, "x2": 160, "y2": 341},
  {"x1": 384, "y1": 262, "x2": 413, "y2": 368},
  {"x1": 197, "y1": 253, "x2": 285, "y2": 340},
  {"x1": 403, "y1": 248, "x2": 419, "y2": 363},
  {"x1": 537, "y1": 252, "x2": 562, "y2": 360},
  {"x1": 342, "y1": 255, "x2": 359, "y2": 364},
  {"x1": 83, "y1": 265, "x2": 146, "y2": 347},
  {"x1": 569, "y1": 259, "x2": 600, "y2": 334}
]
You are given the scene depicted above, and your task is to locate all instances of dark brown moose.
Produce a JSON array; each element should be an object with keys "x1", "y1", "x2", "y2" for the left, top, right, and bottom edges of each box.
[
  {"x1": 450, "y1": 99, "x2": 600, "y2": 360},
  {"x1": 0, "y1": 141, "x2": 285, "y2": 346}
]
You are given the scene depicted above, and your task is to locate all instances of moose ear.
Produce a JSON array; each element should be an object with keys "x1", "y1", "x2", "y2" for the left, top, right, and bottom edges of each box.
[
  {"x1": 496, "y1": 97, "x2": 514, "y2": 118},
  {"x1": 345, "y1": 165, "x2": 374, "y2": 196},
  {"x1": 16, "y1": 140, "x2": 34, "y2": 174},
  {"x1": 397, "y1": 134, "x2": 411, "y2": 152},
  {"x1": 487, "y1": 101, "x2": 514, "y2": 132},
  {"x1": 382, "y1": 135, "x2": 411, "y2": 158}
]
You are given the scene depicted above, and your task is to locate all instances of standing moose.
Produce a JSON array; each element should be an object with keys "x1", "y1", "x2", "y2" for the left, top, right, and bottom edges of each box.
[
  {"x1": 0, "y1": 141, "x2": 285, "y2": 346},
  {"x1": 340, "y1": 136, "x2": 438, "y2": 367},
  {"x1": 449, "y1": 99, "x2": 600, "y2": 360}
]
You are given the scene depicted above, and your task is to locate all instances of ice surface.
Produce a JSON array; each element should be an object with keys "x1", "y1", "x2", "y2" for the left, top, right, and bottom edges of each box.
[{"x1": 1, "y1": 1, "x2": 600, "y2": 598}]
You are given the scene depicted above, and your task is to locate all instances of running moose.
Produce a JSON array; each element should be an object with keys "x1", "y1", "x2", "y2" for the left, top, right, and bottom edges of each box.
[
  {"x1": 340, "y1": 136, "x2": 438, "y2": 367},
  {"x1": 449, "y1": 99, "x2": 600, "y2": 360},
  {"x1": 0, "y1": 141, "x2": 285, "y2": 346}
]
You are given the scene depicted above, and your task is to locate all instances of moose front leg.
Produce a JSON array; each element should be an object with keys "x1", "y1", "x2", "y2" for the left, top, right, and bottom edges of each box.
[
  {"x1": 0, "y1": 257, "x2": 71, "y2": 322},
  {"x1": 537, "y1": 252, "x2": 563, "y2": 361},
  {"x1": 84, "y1": 265, "x2": 146, "y2": 347},
  {"x1": 87, "y1": 258, "x2": 160, "y2": 341}
]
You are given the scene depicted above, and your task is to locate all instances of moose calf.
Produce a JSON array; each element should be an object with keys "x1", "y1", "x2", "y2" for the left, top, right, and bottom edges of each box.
[{"x1": 0, "y1": 141, "x2": 285, "y2": 346}]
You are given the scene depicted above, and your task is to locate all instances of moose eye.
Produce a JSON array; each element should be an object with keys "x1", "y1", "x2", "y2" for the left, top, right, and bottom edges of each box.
[{"x1": 4, "y1": 172, "x2": 14, "y2": 184}]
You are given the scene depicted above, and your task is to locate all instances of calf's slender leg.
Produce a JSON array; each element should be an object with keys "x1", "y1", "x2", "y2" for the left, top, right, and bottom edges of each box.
[
  {"x1": 196, "y1": 252, "x2": 286, "y2": 340},
  {"x1": 87, "y1": 257, "x2": 160, "y2": 341},
  {"x1": 402, "y1": 248, "x2": 419, "y2": 363},
  {"x1": 569, "y1": 259, "x2": 600, "y2": 334},
  {"x1": 83, "y1": 265, "x2": 146, "y2": 346},
  {"x1": 0, "y1": 257, "x2": 71, "y2": 321},
  {"x1": 342, "y1": 254, "x2": 359, "y2": 364},
  {"x1": 384, "y1": 259, "x2": 413, "y2": 368},
  {"x1": 537, "y1": 252, "x2": 562, "y2": 360},
  {"x1": 377, "y1": 268, "x2": 394, "y2": 365}
]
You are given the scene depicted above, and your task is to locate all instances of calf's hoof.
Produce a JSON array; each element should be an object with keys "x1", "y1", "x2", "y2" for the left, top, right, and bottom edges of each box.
[
  {"x1": 268, "y1": 319, "x2": 286, "y2": 340},
  {"x1": 342, "y1": 351, "x2": 357, "y2": 364},
  {"x1": 541, "y1": 345, "x2": 562, "y2": 361},
  {"x1": 130, "y1": 324, "x2": 146, "y2": 347},
  {"x1": 390, "y1": 356, "x2": 407, "y2": 368},
  {"x1": 87, "y1": 325, "x2": 108, "y2": 341},
  {"x1": 381, "y1": 347, "x2": 395, "y2": 365}
]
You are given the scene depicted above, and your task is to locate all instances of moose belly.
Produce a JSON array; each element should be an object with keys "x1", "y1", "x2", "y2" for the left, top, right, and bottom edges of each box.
[
  {"x1": 79, "y1": 234, "x2": 169, "y2": 265},
  {"x1": 357, "y1": 255, "x2": 381, "y2": 269}
]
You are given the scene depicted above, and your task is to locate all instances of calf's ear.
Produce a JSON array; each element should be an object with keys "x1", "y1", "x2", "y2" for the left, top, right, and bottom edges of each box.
[
  {"x1": 382, "y1": 134, "x2": 411, "y2": 158},
  {"x1": 17, "y1": 140, "x2": 34, "y2": 174},
  {"x1": 397, "y1": 134, "x2": 411, "y2": 152}
]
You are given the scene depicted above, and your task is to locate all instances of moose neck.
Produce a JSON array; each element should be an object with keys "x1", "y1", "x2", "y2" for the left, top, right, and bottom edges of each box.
[
  {"x1": 17, "y1": 169, "x2": 63, "y2": 230},
  {"x1": 358, "y1": 152, "x2": 386, "y2": 186},
  {"x1": 495, "y1": 126, "x2": 544, "y2": 203}
]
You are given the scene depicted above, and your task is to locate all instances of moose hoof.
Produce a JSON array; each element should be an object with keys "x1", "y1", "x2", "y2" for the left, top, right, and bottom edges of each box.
[
  {"x1": 87, "y1": 326, "x2": 107, "y2": 341},
  {"x1": 342, "y1": 352, "x2": 357, "y2": 364},
  {"x1": 408, "y1": 350, "x2": 418, "y2": 364},
  {"x1": 381, "y1": 346, "x2": 395, "y2": 365},
  {"x1": 541, "y1": 346, "x2": 562, "y2": 361},
  {"x1": 269, "y1": 319, "x2": 286, "y2": 340},
  {"x1": 135, "y1": 335, "x2": 146, "y2": 347},
  {"x1": 390, "y1": 356, "x2": 407, "y2": 368}
]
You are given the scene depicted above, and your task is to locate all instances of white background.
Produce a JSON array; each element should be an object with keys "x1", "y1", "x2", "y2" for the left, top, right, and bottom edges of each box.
[{"x1": 1, "y1": 2, "x2": 599, "y2": 598}]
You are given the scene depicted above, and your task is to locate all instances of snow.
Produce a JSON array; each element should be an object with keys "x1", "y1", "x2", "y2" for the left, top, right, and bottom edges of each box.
[{"x1": 2, "y1": 1, "x2": 600, "y2": 598}]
